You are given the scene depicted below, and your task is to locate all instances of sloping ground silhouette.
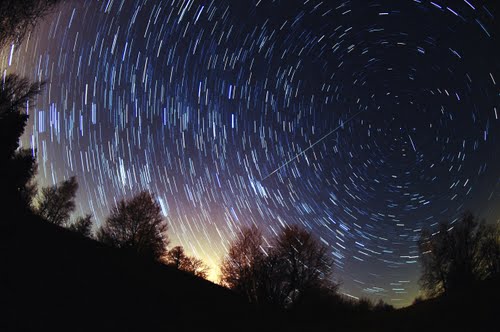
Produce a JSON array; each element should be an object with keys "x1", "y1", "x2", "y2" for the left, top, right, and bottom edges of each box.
[
  {"x1": 2, "y1": 214, "x2": 285, "y2": 332},
  {"x1": 2, "y1": 213, "x2": 498, "y2": 332}
]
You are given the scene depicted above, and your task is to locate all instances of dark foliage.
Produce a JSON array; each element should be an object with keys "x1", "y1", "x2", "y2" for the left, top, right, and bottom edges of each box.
[
  {"x1": 373, "y1": 299, "x2": 395, "y2": 312},
  {"x1": 163, "y1": 246, "x2": 210, "y2": 279},
  {"x1": 96, "y1": 191, "x2": 169, "y2": 260},
  {"x1": 288, "y1": 280, "x2": 340, "y2": 316},
  {"x1": 0, "y1": 0, "x2": 61, "y2": 48},
  {"x1": 0, "y1": 0, "x2": 66, "y2": 214},
  {"x1": 1, "y1": 0, "x2": 65, "y2": 214},
  {"x1": 0, "y1": 75, "x2": 43, "y2": 214},
  {"x1": 477, "y1": 221, "x2": 500, "y2": 279},
  {"x1": 34, "y1": 176, "x2": 78, "y2": 226},
  {"x1": 68, "y1": 214, "x2": 93, "y2": 238},
  {"x1": 418, "y1": 212, "x2": 500, "y2": 297}
]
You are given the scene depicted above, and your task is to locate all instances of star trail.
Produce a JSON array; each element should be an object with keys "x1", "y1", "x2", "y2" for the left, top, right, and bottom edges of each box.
[{"x1": 2, "y1": 0, "x2": 499, "y2": 306}]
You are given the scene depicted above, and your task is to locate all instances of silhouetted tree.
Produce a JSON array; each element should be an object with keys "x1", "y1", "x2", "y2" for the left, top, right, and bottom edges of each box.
[
  {"x1": 184, "y1": 256, "x2": 210, "y2": 279},
  {"x1": 273, "y1": 225, "x2": 334, "y2": 307},
  {"x1": 477, "y1": 222, "x2": 500, "y2": 280},
  {"x1": 0, "y1": 0, "x2": 62, "y2": 48},
  {"x1": 220, "y1": 225, "x2": 335, "y2": 308},
  {"x1": 418, "y1": 223, "x2": 452, "y2": 296},
  {"x1": 418, "y1": 212, "x2": 500, "y2": 297},
  {"x1": 68, "y1": 214, "x2": 93, "y2": 238},
  {"x1": 34, "y1": 176, "x2": 78, "y2": 226},
  {"x1": 0, "y1": 1, "x2": 63, "y2": 213},
  {"x1": 164, "y1": 246, "x2": 210, "y2": 279},
  {"x1": 220, "y1": 226, "x2": 265, "y2": 304},
  {"x1": 165, "y1": 246, "x2": 186, "y2": 269},
  {"x1": 96, "y1": 191, "x2": 169, "y2": 260},
  {"x1": 0, "y1": 75, "x2": 43, "y2": 213}
]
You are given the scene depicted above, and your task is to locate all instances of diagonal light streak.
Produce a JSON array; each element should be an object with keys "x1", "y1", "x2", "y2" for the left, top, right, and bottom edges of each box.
[{"x1": 262, "y1": 110, "x2": 364, "y2": 181}]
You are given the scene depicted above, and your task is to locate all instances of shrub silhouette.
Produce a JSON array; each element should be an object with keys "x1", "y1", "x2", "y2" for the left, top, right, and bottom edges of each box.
[{"x1": 96, "y1": 191, "x2": 169, "y2": 260}]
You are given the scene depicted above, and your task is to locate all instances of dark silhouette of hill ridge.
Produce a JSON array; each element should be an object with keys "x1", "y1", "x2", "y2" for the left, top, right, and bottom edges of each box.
[
  {"x1": 337, "y1": 278, "x2": 500, "y2": 332},
  {"x1": 2, "y1": 213, "x2": 498, "y2": 332},
  {"x1": 2, "y1": 214, "x2": 286, "y2": 332}
]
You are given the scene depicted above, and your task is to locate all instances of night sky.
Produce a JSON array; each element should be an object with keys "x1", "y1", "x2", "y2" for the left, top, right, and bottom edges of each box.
[{"x1": 2, "y1": 0, "x2": 499, "y2": 306}]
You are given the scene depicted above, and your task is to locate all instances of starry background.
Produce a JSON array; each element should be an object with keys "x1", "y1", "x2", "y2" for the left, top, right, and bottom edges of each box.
[{"x1": 1, "y1": 0, "x2": 499, "y2": 306}]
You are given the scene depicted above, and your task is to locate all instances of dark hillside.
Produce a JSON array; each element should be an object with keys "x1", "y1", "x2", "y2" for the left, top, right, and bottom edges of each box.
[
  {"x1": 341, "y1": 278, "x2": 500, "y2": 332},
  {"x1": 2, "y1": 214, "x2": 498, "y2": 332},
  {"x1": 1, "y1": 215, "x2": 285, "y2": 332}
]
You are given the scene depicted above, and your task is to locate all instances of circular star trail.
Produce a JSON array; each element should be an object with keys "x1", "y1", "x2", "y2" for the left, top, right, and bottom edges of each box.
[{"x1": 2, "y1": 0, "x2": 499, "y2": 306}]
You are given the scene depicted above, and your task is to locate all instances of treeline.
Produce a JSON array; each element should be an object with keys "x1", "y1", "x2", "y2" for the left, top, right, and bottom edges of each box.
[
  {"x1": 0, "y1": 59, "x2": 401, "y2": 312},
  {"x1": 0, "y1": 0, "x2": 209, "y2": 279},
  {"x1": 31, "y1": 175, "x2": 396, "y2": 314},
  {"x1": 32, "y1": 178, "x2": 210, "y2": 278},
  {"x1": 219, "y1": 225, "x2": 396, "y2": 315}
]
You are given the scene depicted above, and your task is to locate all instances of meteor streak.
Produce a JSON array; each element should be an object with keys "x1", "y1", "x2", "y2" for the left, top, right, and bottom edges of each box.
[{"x1": 262, "y1": 110, "x2": 364, "y2": 181}]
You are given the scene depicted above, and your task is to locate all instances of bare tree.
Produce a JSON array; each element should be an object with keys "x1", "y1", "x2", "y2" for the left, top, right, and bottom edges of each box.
[
  {"x1": 273, "y1": 225, "x2": 334, "y2": 307},
  {"x1": 418, "y1": 223, "x2": 452, "y2": 296},
  {"x1": 220, "y1": 226, "x2": 265, "y2": 304},
  {"x1": 418, "y1": 212, "x2": 500, "y2": 297},
  {"x1": 34, "y1": 176, "x2": 78, "y2": 226},
  {"x1": 163, "y1": 246, "x2": 210, "y2": 279},
  {"x1": 0, "y1": 0, "x2": 62, "y2": 48},
  {"x1": 184, "y1": 256, "x2": 210, "y2": 280},
  {"x1": 220, "y1": 225, "x2": 335, "y2": 308},
  {"x1": 96, "y1": 191, "x2": 169, "y2": 260},
  {"x1": 165, "y1": 246, "x2": 186, "y2": 269}
]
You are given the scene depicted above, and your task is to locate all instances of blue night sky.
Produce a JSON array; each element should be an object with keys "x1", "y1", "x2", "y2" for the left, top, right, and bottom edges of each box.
[{"x1": 2, "y1": 0, "x2": 499, "y2": 307}]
